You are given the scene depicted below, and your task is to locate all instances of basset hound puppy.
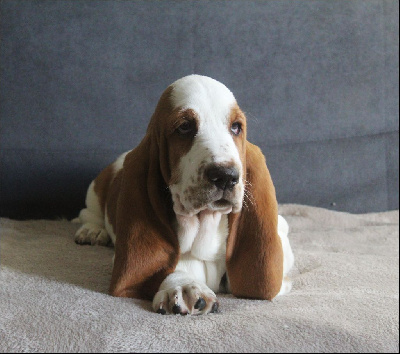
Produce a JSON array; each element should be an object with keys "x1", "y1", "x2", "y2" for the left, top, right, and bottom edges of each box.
[{"x1": 74, "y1": 75, "x2": 294, "y2": 315}]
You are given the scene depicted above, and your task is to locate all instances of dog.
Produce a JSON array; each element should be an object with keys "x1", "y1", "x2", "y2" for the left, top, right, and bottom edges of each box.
[{"x1": 74, "y1": 75, "x2": 294, "y2": 315}]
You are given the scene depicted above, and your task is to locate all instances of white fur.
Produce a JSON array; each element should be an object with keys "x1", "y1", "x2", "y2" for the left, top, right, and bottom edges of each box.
[
  {"x1": 74, "y1": 181, "x2": 110, "y2": 246},
  {"x1": 174, "y1": 211, "x2": 229, "y2": 291},
  {"x1": 152, "y1": 271, "x2": 218, "y2": 315},
  {"x1": 169, "y1": 75, "x2": 244, "y2": 216},
  {"x1": 277, "y1": 215, "x2": 294, "y2": 296},
  {"x1": 78, "y1": 181, "x2": 104, "y2": 226},
  {"x1": 113, "y1": 151, "x2": 130, "y2": 173},
  {"x1": 74, "y1": 151, "x2": 130, "y2": 246}
]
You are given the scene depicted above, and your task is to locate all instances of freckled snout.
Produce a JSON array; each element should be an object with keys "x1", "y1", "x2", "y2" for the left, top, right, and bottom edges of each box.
[{"x1": 205, "y1": 164, "x2": 240, "y2": 191}]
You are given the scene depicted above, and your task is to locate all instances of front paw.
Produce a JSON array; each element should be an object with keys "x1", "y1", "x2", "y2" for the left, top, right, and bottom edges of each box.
[
  {"x1": 74, "y1": 223, "x2": 110, "y2": 246},
  {"x1": 152, "y1": 283, "x2": 219, "y2": 316}
]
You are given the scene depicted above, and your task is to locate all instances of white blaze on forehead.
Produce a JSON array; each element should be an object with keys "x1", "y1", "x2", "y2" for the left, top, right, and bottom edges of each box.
[
  {"x1": 170, "y1": 75, "x2": 241, "y2": 166},
  {"x1": 170, "y1": 75, "x2": 237, "y2": 124}
]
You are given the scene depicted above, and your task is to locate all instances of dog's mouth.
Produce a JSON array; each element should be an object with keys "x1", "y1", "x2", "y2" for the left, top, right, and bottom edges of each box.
[
  {"x1": 208, "y1": 198, "x2": 234, "y2": 214},
  {"x1": 201, "y1": 186, "x2": 244, "y2": 214},
  {"x1": 213, "y1": 198, "x2": 231, "y2": 208},
  {"x1": 171, "y1": 184, "x2": 243, "y2": 217}
]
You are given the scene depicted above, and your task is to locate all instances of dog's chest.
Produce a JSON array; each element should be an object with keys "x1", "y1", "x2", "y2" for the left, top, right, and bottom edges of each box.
[{"x1": 173, "y1": 212, "x2": 229, "y2": 292}]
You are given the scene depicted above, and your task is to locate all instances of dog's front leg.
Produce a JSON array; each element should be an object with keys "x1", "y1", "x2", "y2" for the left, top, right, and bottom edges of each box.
[{"x1": 152, "y1": 271, "x2": 219, "y2": 315}]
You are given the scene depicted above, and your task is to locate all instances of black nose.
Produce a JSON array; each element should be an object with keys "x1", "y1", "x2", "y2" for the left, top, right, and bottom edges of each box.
[{"x1": 205, "y1": 164, "x2": 240, "y2": 191}]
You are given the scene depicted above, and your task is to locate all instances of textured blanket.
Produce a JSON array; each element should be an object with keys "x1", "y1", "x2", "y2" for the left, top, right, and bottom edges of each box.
[{"x1": 0, "y1": 204, "x2": 398, "y2": 353}]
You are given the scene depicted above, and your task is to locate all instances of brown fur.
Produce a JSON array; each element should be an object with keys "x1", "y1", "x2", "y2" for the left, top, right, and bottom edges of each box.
[
  {"x1": 226, "y1": 142, "x2": 283, "y2": 300},
  {"x1": 93, "y1": 164, "x2": 114, "y2": 215},
  {"x1": 108, "y1": 135, "x2": 179, "y2": 300},
  {"x1": 94, "y1": 83, "x2": 283, "y2": 301}
]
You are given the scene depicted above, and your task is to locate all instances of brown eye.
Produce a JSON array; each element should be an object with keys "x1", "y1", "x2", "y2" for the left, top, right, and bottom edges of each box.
[
  {"x1": 177, "y1": 120, "x2": 196, "y2": 135},
  {"x1": 231, "y1": 122, "x2": 242, "y2": 136}
]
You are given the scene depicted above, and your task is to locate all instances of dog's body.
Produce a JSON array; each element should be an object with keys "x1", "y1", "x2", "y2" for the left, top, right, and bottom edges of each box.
[{"x1": 75, "y1": 75, "x2": 294, "y2": 315}]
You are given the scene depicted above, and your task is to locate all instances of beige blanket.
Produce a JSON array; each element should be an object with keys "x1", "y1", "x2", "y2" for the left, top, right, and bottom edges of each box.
[{"x1": 1, "y1": 204, "x2": 398, "y2": 352}]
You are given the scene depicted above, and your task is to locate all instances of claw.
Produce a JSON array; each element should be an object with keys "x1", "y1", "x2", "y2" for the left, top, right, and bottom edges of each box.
[
  {"x1": 194, "y1": 297, "x2": 206, "y2": 311},
  {"x1": 153, "y1": 283, "x2": 219, "y2": 316},
  {"x1": 157, "y1": 308, "x2": 166, "y2": 315},
  {"x1": 172, "y1": 304, "x2": 181, "y2": 315},
  {"x1": 210, "y1": 302, "x2": 219, "y2": 313}
]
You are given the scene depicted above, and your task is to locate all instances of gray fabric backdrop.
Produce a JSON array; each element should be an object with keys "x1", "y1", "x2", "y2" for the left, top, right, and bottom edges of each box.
[{"x1": 0, "y1": 0, "x2": 399, "y2": 219}]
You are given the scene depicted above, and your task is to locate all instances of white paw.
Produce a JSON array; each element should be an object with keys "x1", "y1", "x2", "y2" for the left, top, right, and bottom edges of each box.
[
  {"x1": 277, "y1": 276, "x2": 293, "y2": 297},
  {"x1": 152, "y1": 282, "x2": 219, "y2": 316},
  {"x1": 74, "y1": 223, "x2": 110, "y2": 246}
]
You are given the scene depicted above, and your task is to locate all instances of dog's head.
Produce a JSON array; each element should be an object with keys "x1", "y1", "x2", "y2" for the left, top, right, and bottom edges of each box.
[{"x1": 148, "y1": 75, "x2": 247, "y2": 216}]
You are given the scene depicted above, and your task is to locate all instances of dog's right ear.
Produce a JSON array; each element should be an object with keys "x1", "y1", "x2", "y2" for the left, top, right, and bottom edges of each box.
[{"x1": 109, "y1": 87, "x2": 180, "y2": 301}]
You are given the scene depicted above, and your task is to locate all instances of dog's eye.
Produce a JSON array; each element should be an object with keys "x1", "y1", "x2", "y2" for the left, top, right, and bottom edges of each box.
[
  {"x1": 177, "y1": 120, "x2": 196, "y2": 135},
  {"x1": 231, "y1": 122, "x2": 242, "y2": 136}
]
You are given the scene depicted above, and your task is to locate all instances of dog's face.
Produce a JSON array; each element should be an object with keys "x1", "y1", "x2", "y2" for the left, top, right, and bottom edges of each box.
[{"x1": 161, "y1": 75, "x2": 247, "y2": 216}]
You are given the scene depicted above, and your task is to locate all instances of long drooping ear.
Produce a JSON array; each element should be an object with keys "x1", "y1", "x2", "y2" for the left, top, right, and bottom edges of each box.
[
  {"x1": 108, "y1": 89, "x2": 180, "y2": 301},
  {"x1": 226, "y1": 142, "x2": 283, "y2": 300}
]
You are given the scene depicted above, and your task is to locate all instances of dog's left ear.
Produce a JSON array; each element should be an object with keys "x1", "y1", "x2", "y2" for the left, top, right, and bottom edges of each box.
[{"x1": 226, "y1": 142, "x2": 283, "y2": 300}]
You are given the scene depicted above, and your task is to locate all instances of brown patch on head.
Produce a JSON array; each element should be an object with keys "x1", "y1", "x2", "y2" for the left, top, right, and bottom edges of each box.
[
  {"x1": 229, "y1": 104, "x2": 247, "y2": 174},
  {"x1": 147, "y1": 86, "x2": 174, "y2": 134},
  {"x1": 147, "y1": 86, "x2": 198, "y2": 186},
  {"x1": 167, "y1": 108, "x2": 199, "y2": 184}
]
